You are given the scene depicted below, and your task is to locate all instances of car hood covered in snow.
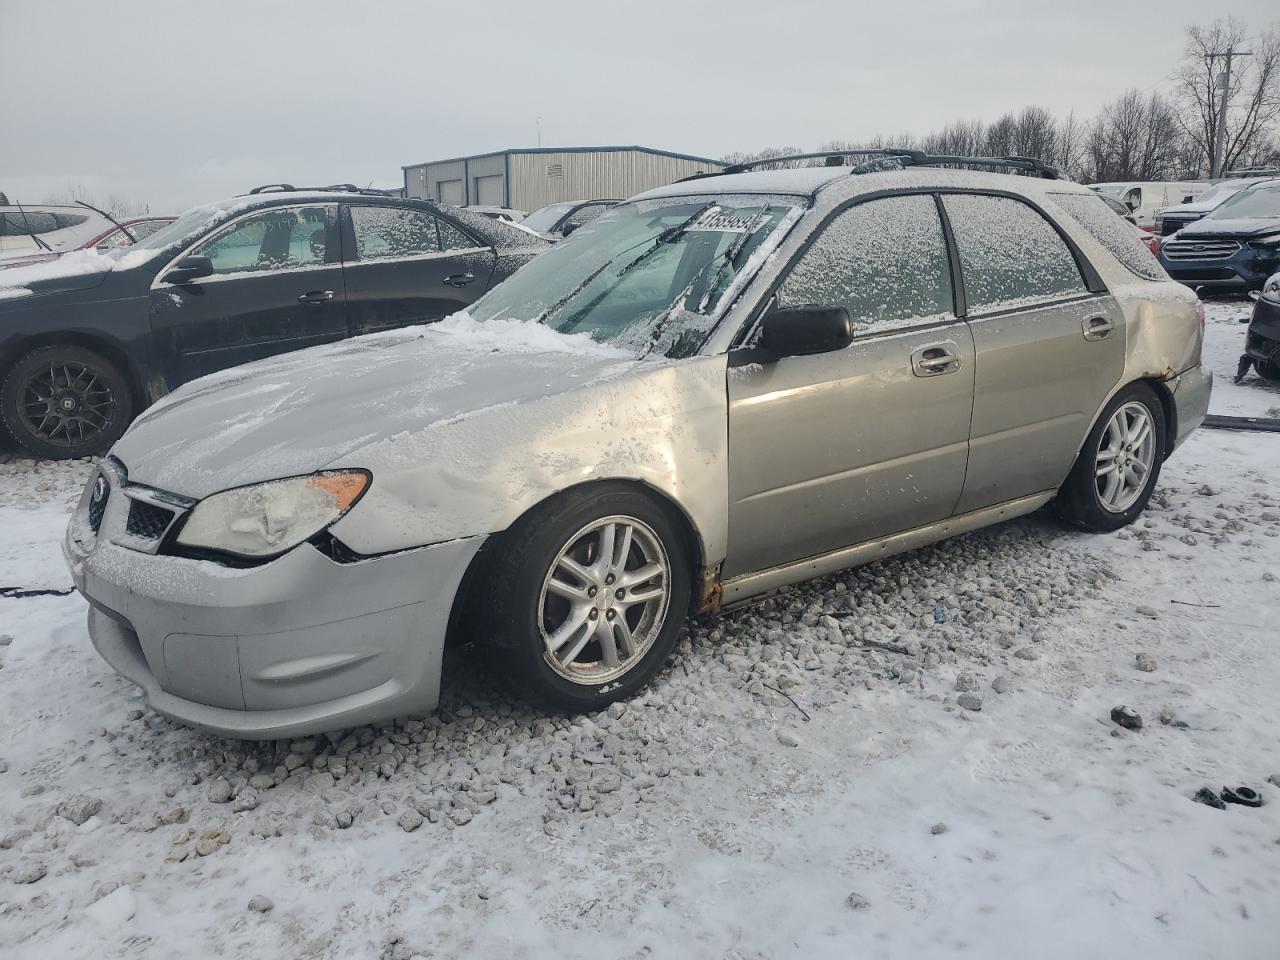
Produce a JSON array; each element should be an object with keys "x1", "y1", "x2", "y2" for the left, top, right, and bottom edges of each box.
[
  {"x1": 0, "y1": 249, "x2": 117, "y2": 301},
  {"x1": 1174, "y1": 216, "x2": 1280, "y2": 239},
  {"x1": 113, "y1": 316, "x2": 641, "y2": 499}
]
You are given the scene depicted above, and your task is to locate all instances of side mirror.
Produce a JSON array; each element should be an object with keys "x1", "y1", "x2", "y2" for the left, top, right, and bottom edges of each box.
[
  {"x1": 753, "y1": 304, "x2": 854, "y2": 361},
  {"x1": 164, "y1": 255, "x2": 214, "y2": 285}
]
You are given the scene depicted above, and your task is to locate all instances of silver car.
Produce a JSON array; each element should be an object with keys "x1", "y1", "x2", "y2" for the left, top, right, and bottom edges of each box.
[{"x1": 64, "y1": 163, "x2": 1212, "y2": 738}]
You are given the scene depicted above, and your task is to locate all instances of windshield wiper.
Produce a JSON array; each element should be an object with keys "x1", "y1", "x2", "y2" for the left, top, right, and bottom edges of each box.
[
  {"x1": 642, "y1": 205, "x2": 776, "y2": 357},
  {"x1": 533, "y1": 202, "x2": 717, "y2": 328},
  {"x1": 76, "y1": 199, "x2": 137, "y2": 244},
  {"x1": 694, "y1": 204, "x2": 772, "y2": 313},
  {"x1": 14, "y1": 202, "x2": 53, "y2": 252}
]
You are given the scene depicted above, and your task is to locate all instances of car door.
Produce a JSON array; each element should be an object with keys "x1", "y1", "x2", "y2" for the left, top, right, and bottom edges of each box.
[
  {"x1": 724, "y1": 193, "x2": 975, "y2": 579},
  {"x1": 941, "y1": 192, "x2": 1125, "y2": 514},
  {"x1": 148, "y1": 203, "x2": 348, "y2": 387},
  {"x1": 341, "y1": 203, "x2": 496, "y2": 335}
]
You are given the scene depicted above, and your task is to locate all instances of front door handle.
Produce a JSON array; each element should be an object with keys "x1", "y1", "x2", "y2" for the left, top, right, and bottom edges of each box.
[
  {"x1": 443, "y1": 272, "x2": 476, "y2": 288},
  {"x1": 1083, "y1": 315, "x2": 1114, "y2": 340},
  {"x1": 912, "y1": 342, "x2": 961, "y2": 377},
  {"x1": 297, "y1": 290, "x2": 335, "y2": 303}
]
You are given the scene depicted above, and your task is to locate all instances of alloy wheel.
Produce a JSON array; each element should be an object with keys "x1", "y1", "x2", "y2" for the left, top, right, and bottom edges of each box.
[
  {"x1": 537, "y1": 515, "x2": 671, "y2": 685},
  {"x1": 1094, "y1": 401, "x2": 1155, "y2": 513},
  {"x1": 19, "y1": 360, "x2": 117, "y2": 449}
]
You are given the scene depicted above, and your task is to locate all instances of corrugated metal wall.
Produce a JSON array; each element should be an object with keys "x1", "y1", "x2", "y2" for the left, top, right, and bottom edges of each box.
[{"x1": 508, "y1": 151, "x2": 719, "y2": 210}]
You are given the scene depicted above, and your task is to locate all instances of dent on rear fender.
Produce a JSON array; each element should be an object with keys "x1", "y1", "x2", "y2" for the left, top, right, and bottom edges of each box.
[
  {"x1": 328, "y1": 355, "x2": 730, "y2": 564},
  {"x1": 1117, "y1": 284, "x2": 1201, "y2": 383}
]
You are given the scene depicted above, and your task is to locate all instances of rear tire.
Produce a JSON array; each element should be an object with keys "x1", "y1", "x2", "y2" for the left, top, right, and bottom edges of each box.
[
  {"x1": 1, "y1": 345, "x2": 134, "y2": 460},
  {"x1": 1054, "y1": 381, "x2": 1166, "y2": 532},
  {"x1": 1256, "y1": 356, "x2": 1280, "y2": 383},
  {"x1": 472, "y1": 484, "x2": 692, "y2": 712}
]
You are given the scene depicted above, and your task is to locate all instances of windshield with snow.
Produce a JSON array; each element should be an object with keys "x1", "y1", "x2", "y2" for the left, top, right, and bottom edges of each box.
[
  {"x1": 469, "y1": 195, "x2": 802, "y2": 357},
  {"x1": 1208, "y1": 182, "x2": 1280, "y2": 219}
]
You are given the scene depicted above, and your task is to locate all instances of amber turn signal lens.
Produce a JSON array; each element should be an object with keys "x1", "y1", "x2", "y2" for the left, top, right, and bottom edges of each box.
[{"x1": 307, "y1": 471, "x2": 369, "y2": 512}]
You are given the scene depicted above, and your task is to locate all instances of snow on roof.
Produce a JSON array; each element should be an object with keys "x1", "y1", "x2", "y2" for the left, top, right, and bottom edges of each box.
[{"x1": 634, "y1": 165, "x2": 1094, "y2": 204}]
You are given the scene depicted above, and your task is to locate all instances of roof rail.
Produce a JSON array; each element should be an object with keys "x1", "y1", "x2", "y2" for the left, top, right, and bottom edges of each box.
[
  {"x1": 245, "y1": 183, "x2": 371, "y2": 195},
  {"x1": 710, "y1": 149, "x2": 1061, "y2": 180}
]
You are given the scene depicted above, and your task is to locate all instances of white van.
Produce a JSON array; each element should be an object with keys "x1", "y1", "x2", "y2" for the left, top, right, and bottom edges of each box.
[{"x1": 1088, "y1": 181, "x2": 1209, "y2": 230}]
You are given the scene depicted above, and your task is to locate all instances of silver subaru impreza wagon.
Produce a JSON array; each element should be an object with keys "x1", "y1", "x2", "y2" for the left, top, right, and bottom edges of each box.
[{"x1": 64, "y1": 154, "x2": 1211, "y2": 738}]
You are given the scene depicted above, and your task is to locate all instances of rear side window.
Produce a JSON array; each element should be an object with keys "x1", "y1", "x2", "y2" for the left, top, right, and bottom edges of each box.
[
  {"x1": 1, "y1": 212, "x2": 58, "y2": 235},
  {"x1": 437, "y1": 217, "x2": 479, "y2": 251},
  {"x1": 351, "y1": 206, "x2": 439, "y2": 259},
  {"x1": 776, "y1": 194, "x2": 954, "y2": 333},
  {"x1": 942, "y1": 194, "x2": 1087, "y2": 313},
  {"x1": 1050, "y1": 192, "x2": 1165, "y2": 281}
]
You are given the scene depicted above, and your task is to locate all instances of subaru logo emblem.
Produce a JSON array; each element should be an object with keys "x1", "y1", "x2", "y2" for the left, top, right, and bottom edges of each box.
[{"x1": 92, "y1": 475, "x2": 108, "y2": 504}]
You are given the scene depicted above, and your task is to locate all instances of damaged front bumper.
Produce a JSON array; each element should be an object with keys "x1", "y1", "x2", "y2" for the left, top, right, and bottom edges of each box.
[{"x1": 62, "y1": 466, "x2": 481, "y2": 739}]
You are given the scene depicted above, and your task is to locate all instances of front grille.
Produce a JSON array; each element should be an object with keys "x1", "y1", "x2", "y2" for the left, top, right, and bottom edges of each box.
[
  {"x1": 1159, "y1": 214, "x2": 1201, "y2": 236},
  {"x1": 88, "y1": 474, "x2": 110, "y2": 533},
  {"x1": 1162, "y1": 238, "x2": 1242, "y2": 260},
  {"x1": 126, "y1": 500, "x2": 175, "y2": 540}
]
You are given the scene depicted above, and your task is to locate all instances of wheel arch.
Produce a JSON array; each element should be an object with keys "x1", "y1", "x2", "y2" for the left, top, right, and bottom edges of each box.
[
  {"x1": 0, "y1": 331, "x2": 147, "y2": 411},
  {"x1": 445, "y1": 477, "x2": 713, "y2": 648},
  {"x1": 1141, "y1": 376, "x2": 1177, "y2": 461}
]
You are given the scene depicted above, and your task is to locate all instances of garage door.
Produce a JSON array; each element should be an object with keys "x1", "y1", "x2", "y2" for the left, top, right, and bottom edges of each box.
[
  {"x1": 436, "y1": 179, "x2": 463, "y2": 204},
  {"x1": 474, "y1": 174, "x2": 504, "y2": 206}
]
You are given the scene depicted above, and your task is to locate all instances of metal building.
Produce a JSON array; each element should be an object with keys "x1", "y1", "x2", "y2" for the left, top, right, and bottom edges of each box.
[{"x1": 402, "y1": 146, "x2": 723, "y2": 212}]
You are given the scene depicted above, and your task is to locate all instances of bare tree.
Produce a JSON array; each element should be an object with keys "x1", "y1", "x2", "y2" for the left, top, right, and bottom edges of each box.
[
  {"x1": 1055, "y1": 110, "x2": 1087, "y2": 178},
  {"x1": 40, "y1": 182, "x2": 150, "y2": 216},
  {"x1": 1174, "y1": 18, "x2": 1280, "y2": 176},
  {"x1": 1085, "y1": 89, "x2": 1186, "y2": 181}
]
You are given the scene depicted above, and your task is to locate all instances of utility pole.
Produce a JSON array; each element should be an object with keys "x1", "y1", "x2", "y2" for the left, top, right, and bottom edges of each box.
[{"x1": 1208, "y1": 48, "x2": 1251, "y2": 178}]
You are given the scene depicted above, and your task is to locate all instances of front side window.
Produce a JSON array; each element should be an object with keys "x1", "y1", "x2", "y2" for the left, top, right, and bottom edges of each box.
[
  {"x1": 776, "y1": 194, "x2": 954, "y2": 333},
  {"x1": 192, "y1": 206, "x2": 330, "y2": 275},
  {"x1": 351, "y1": 206, "x2": 439, "y2": 260},
  {"x1": 470, "y1": 195, "x2": 803, "y2": 357},
  {"x1": 1123, "y1": 187, "x2": 1142, "y2": 212},
  {"x1": 942, "y1": 194, "x2": 1087, "y2": 314}
]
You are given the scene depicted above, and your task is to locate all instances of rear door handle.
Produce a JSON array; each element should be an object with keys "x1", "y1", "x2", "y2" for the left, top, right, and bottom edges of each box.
[
  {"x1": 443, "y1": 273, "x2": 476, "y2": 288},
  {"x1": 297, "y1": 290, "x2": 335, "y2": 303},
  {"x1": 1083, "y1": 315, "x2": 1114, "y2": 340},
  {"x1": 912, "y1": 342, "x2": 961, "y2": 377}
]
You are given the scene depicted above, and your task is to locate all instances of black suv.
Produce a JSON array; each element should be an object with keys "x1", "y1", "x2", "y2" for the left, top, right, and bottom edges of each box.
[{"x1": 0, "y1": 186, "x2": 548, "y2": 458}]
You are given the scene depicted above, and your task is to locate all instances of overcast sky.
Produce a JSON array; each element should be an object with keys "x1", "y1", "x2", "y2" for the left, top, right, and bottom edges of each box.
[{"x1": 1, "y1": 0, "x2": 1274, "y2": 212}]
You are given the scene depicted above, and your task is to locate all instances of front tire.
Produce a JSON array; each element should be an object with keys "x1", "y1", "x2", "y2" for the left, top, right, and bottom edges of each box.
[
  {"x1": 1054, "y1": 381, "x2": 1166, "y2": 532},
  {"x1": 474, "y1": 485, "x2": 692, "y2": 712},
  {"x1": 1, "y1": 345, "x2": 134, "y2": 460}
]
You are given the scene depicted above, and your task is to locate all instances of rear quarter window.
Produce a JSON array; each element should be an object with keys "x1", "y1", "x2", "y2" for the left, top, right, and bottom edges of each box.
[{"x1": 1049, "y1": 192, "x2": 1166, "y2": 282}]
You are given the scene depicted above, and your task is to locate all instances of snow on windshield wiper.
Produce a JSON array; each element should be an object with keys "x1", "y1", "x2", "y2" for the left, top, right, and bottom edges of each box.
[
  {"x1": 533, "y1": 202, "x2": 717, "y2": 327},
  {"x1": 639, "y1": 205, "x2": 777, "y2": 356},
  {"x1": 694, "y1": 204, "x2": 772, "y2": 313}
]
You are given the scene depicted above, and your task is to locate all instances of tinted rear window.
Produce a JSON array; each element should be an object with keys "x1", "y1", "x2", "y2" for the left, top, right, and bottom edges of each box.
[{"x1": 1050, "y1": 192, "x2": 1165, "y2": 281}]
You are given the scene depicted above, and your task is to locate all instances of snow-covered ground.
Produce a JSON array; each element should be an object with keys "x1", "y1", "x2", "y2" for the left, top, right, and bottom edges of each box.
[{"x1": 1, "y1": 302, "x2": 1278, "y2": 959}]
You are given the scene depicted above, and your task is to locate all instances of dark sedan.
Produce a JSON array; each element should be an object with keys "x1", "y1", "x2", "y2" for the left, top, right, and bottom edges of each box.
[{"x1": 0, "y1": 185, "x2": 548, "y2": 458}]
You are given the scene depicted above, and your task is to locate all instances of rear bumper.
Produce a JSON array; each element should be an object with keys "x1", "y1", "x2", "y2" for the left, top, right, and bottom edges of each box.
[
  {"x1": 64, "y1": 483, "x2": 482, "y2": 739},
  {"x1": 1169, "y1": 364, "x2": 1212, "y2": 452}
]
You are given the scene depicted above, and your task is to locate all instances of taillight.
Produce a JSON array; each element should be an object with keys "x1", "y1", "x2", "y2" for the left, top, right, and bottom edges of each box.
[{"x1": 1144, "y1": 234, "x2": 1161, "y2": 256}]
